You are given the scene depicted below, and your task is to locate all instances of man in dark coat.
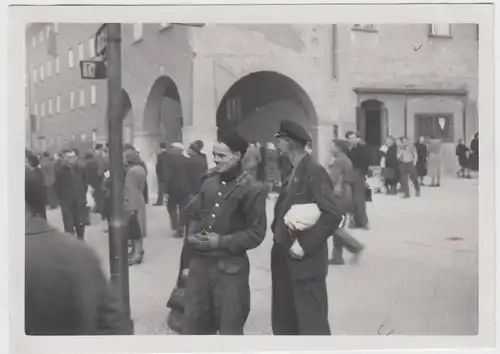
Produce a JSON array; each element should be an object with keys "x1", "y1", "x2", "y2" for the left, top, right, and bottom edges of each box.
[
  {"x1": 187, "y1": 140, "x2": 208, "y2": 196},
  {"x1": 39, "y1": 151, "x2": 58, "y2": 209},
  {"x1": 154, "y1": 142, "x2": 169, "y2": 206},
  {"x1": 54, "y1": 149, "x2": 88, "y2": 240},
  {"x1": 25, "y1": 173, "x2": 128, "y2": 335},
  {"x1": 180, "y1": 130, "x2": 267, "y2": 335},
  {"x1": 345, "y1": 131, "x2": 370, "y2": 229},
  {"x1": 26, "y1": 150, "x2": 47, "y2": 220},
  {"x1": 164, "y1": 143, "x2": 192, "y2": 238},
  {"x1": 271, "y1": 120, "x2": 343, "y2": 335}
]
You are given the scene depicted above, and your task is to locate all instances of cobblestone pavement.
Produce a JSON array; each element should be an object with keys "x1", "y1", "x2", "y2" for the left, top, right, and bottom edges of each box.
[{"x1": 47, "y1": 177, "x2": 478, "y2": 335}]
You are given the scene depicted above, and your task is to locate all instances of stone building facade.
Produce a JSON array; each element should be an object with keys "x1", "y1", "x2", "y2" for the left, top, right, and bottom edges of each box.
[{"x1": 26, "y1": 23, "x2": 478, "y2": 190}]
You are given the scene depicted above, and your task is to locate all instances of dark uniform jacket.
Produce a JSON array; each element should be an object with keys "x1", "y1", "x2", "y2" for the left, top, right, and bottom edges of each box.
[
  {"x1": 271, "y1": 154, "x2": 342, "y2": 280},
  {"x1": 346, "y1": 144, "x2": 370, "y2": 176},
  {"x1": 25, "y1": 215, "x2": 127, "y2": 335},
  {"x1": 156, "y1": 149, "x2": 170, "y2": 180},
  {"x1": 187, "y1": 165, "x2": 267, "y2": 274},
  {"x1": 164, "y1": 152, "x2": 192, "y2": 197},
  {"x1": 54, "y1": 161, "x2": 88, "y2": 205},
  {"x1": 188, "y1": 153, "x2": 208, "y2": 195}
]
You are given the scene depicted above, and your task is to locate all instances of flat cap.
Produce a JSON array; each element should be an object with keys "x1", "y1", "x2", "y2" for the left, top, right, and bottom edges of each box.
[{"x1": 275, "y1": 120, "x2": 311, "y2": 144}]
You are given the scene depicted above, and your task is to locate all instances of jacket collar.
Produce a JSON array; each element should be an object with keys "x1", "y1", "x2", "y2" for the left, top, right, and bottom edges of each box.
[
  {"x1": 25, "y1": 214, "x2": 57, "y2": 236},
  {"x1": 220, "y1": 163, "x2": 243, "y2": 183}
]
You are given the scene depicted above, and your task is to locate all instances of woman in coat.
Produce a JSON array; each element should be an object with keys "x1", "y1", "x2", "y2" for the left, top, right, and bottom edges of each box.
[
  {"x1": 124, "y1": 149, "x2": 148, "y2": 266},
  {"x1": 427, "y1": 136, "x2": 443, "y2": 187},
  {"x1": 456, "y1": 139, "x2": 470, "y2": 178},
  {"x1": 469, "y1": 133, "x2": 479, "y2": 173},
  {"x1": 414, "y1": 136, "x2": 428, "y2": 186},
  {"x1": 381, "y1": 136, "x2": 400, "y2": 194}
]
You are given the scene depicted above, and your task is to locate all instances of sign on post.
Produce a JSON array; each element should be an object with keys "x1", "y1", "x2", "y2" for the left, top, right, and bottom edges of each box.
[
  {"x1": 95, "y1": 24, "x2": 108, "y2": 57},
  {"x1": 80, "y1": 60, "x2": 107, "y2": 79}
]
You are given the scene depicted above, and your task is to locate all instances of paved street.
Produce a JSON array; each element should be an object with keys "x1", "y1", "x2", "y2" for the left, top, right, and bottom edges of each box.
[{"x1": 46, "y1": 177, "x2": 478, "y2": 335}]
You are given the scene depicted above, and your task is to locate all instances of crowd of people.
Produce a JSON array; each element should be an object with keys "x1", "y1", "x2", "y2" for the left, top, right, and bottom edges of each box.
[{"x1": 24, "y1": 120, "x2": 479, "y2": 336}]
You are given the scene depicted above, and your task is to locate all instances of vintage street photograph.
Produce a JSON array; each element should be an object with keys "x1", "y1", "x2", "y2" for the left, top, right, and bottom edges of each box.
[{"x1": 11, "y1": 2, "x2": 495, "y2": 353}]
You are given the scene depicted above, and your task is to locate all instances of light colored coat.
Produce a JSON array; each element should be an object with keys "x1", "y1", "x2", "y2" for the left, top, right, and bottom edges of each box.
[{"x1": 124, "y1": 165, "x2": 147, "y2": 239}]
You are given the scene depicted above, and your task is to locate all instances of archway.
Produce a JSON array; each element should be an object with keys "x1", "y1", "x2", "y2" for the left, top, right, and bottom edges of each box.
[
  {"x1": 143, "y1": 76, "x2": 183, "y2": 145},
  {"x1": 357, "y1": 99, "x2": 387, "y2": 165},
  {"x1": 216, "y1": 71, "x2": 318, "y2": 150}
]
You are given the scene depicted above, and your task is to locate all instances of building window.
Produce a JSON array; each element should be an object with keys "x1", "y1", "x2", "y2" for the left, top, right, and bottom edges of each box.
[
  {"x1": 56, "y1": 95, "x2": 61, "y2": 113},
  {"x1": 46, "y1": 25, "x2": 51, "y2": 38},
  {"x1": 33, "y1": 68, "x2": 37, "y2": 83},
  {"x1": 70, "y1": 91, "x2": 75, "y2": 110},
  {"x1": 39, "y1": 64, "x2": 44, "y2": 81},
  {"x1": 48, "y1": 98, "x2": 53, "y2": 115},
  {"x1": 160, "y1": 22, "x2": 172, "y2": 31},
  {"x1": 90, "y1": 84, "x2": 97, "y2": 105},
  {"x1": 429, "y1": 24, "x2": 452, "y2": 37},
  {"x1": 352, "y1": 24, "x2": 377, "y2": 32},
  {"x1": 414, "y1": 114, "x2": 454, "y2": 143},
  {"x1": 54, "y1": 23, "x2": 59, "y2": 33},
  {"x1": 92, "y1": 129, "x2": 97, "y2": 143},
  {"x1": 41, "y1": 101, "x2": 45, "y2": 117},
  {"x1": 55, "y1": 56, "x2": 60, "y2": 74},
  {"x1": 33, "y1": 103, "x2": 38, "y2": 116},
  {"x1": 38, "y1": 31, "x2": 44, "y2": 44},
  {"x1": 133, "y1": 23, "x2": 143, "y2": 42},
  {"x1": 46, "y1": 60, "x2": 52, "y2": 78},
  {"x1": 32, "y1": 36, "x2": 36, "y2": 48},
  {"x1": 89, "y1": 37, "x2": 96, "y2": 58},
  {"x1": 225, "y1": 97, "x2": 242, "y2": 122},
  {"x1": 80, "y1": 132, "x2": 87, "y2": 142},
  {"x1": 79, "y1": 89, "x2": 85, "y2": 107},
  {"x1": 68, "y1": 48, "x2": 74, "y2": 68},
  {"x1": 78, "y1": 43, "x2": 84, "y2": 61}
]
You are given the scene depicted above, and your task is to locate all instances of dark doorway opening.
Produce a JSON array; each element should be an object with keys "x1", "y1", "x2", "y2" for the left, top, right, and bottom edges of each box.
[{"x1": 358, "y1": 100, "x2": 386, "y2": 166}]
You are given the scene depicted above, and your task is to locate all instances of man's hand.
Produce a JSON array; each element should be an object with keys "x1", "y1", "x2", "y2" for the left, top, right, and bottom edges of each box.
[
  {"x1": 188, "y1": 232, "x2": 220, "y2": 250},
  {"x1": 289, "y1": 239, "x2": 305, "y2": 260}
]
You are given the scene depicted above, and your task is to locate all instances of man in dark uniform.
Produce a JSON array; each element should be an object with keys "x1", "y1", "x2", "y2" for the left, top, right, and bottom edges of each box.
[
  {"x1": 271, "y1": 120, "x2": 343, "y2": 335},
  {"x1": 181, "y1": 130, "x2": 267, "y2": 335},
  {"x1": 154, "y1": 142, "x2": 169, "y2": 206},
  {"x1": 345, "y1": 131, "x2": 370, "y2": 229},
  {"x1": 54, "y1": 149, "x2": 88, "y2": 240}
]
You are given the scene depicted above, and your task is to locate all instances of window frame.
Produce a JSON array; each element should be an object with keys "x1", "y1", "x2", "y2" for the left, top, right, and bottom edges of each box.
[
  {"x1": 78, "y1": 43, "x2": 85, "y2": 61},
  {"x1": 89, "y1": 37, "x2": 96, "y2": 58},
  {"x1": 46, "y1": 60, "x2": 52, "y2": 78},
  {"x1": 56, "y1": 94, "x2": 61, "y2": 113},
  {"x1": 39, "y1": 64, "x2": 44, "y2": 82},
  {"x1": 414, "y1": 113, "x2": 455, "y2": 143},
  {"x1": 33, "y1": 67, "x2": 37, "y2": 83},
  {"x1": 38, "y1": 31, "x2": 44, "y2": 44},
  {"x1": 90, "y1": 84, "x2": 97, "y2": 105},
  {"x1": 428, "y1": 24, "x2": 452, "y2": 38},
  {"x1": 68, "y1": 48, "x2": 74, "y2": 68},
  {"x1": 41, "y1": 101, "x2": 45, "y2": 117},
  {"x1": 32, "y1": 36, "x2": 36, "y2": 48},
  {"x1": 352, "y1": 24, "x2": 378, "y2": 33},
  {"x1": 70, "y1": 90, "x2": 75, "y2": 110},
  {"x1": 54, "y1": 23, "x2": 59, "y2": 34},
  {"x1": 55, "y1": 56, "x2": 60, "y2": 74},
  {"x1": 33, "y1": 103, "x2": 38, "y2": 116},
  {"x1": 48, "y1": 98, "x2": 53, "y2": 115},
  {"x1": 79, "y1": 88, "x2": 86, "y2": 108}
]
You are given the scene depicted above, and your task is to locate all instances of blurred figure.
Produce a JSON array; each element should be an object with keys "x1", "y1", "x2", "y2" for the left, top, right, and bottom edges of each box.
[
  {"x1": 25, "y1": 171, "x2": 128, "y2": 335},
  {"x1": 456, "y1": 139, "x2": 471, "y2": 178},
  {"x1": 40, "y1": 151, "x2": 58, "y2": 209},
  {"x1": 165, "y1": 143, "x2": 191, "y2": 238},
  {"x1": 241, "y1": 142, "x2": 261, "y2": 179},
  {"x1": 427, "y1": 136, "x2": 443, "y2": 187},
  {"x1": 469, "y1": 132, "x2": 479, "y2": 173},
  {"x1": 25, "y1": 149, "x2": 47, "y2": 219},
  {"x1": 256, "y1": 142, "x2": 267, "y2": 183},
  {"x1": 415, "y1": 136, "x2": 428, "y2": 186},
  {"x1": 154, "y1": 142, "x2": 169, "y2": 206},
  {"x1": 398, "y1": 137, "x2": 420, "y2": 199},
  {"x1": 380, "y1": 136, "x2": 399, "y2": 195},
  {"x1": 326, "y1": 139, "x2": 364, "y2": 265},
  {"x1": 187, "y1": 140, "x2": 208, "y2": 197},
  {"x1": 124, "y1": 149, "x2": 148, "y2": 266},
  {"x1": 84, "y1": 150, "x2": 105, "y2": 217},
  {"x1": 54, "y1": 149, "x2": 88, "y2": 240}
]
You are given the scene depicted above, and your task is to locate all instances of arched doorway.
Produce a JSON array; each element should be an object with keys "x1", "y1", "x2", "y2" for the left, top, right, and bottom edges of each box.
[
  {"x1": 356, "y1": 99, "x2": 387, "y2": 165},
  {"x1": 216, "y1": 71, "x2": 318, "y2": 152},
  {"x1": 143, "y1": 76, "x2": 183, "y2": 145}
]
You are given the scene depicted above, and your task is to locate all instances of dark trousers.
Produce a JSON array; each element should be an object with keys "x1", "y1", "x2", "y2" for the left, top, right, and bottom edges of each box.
[
  {"x1": 332, "y1": 228, "x2": 364, "y2": 260},
  {"x1": 46, "y1": 185, "x2": 59, "y2": 209},
  {"x1": 155, "y1": 175, "x2": 165, "y2": 204},
  {"x1": 352, "y1": 171, "x2": 368, "y2": 228},
  {"x1": 60, "y1": 200, "x2": 86, "y2": 240},
  {"x1": 399, "y1": 162, "x2": 420, "y2": 197},
  {"x1": 181, "y1": 257, "x2": 250, "y2": 335},
  {"x1": 167, "y1": 193, "x2": 190, "y2": 232},
  {"x1": 271, "y1": 243, "x2": 331, "y2": 335}
]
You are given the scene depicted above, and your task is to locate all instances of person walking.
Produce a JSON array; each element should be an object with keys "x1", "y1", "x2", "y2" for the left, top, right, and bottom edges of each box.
[
  {"x1": 398, "y1": 137, "x2": 421, "y2": 199},
  {"x1": 241, "y1": 142, "x2": 261, "y2": 180},
  {"x1": 456, "y1": 139, "x2": 471, "y2": 178},
  {"x1": 380, "y1": 136, "x2": 400, "y2": 195},
  {"x1": 124, "y1": 149, "x2": 148, "y2": 266},
  {"x1": 39, "y1": 151, "x2": 58, "y2": 209},
  {"x1": 25, "y1": 150, "x2": 47, "y2": 220},
  {"x1": 271, "y1": 120, "x2": 343, "y2": 335},
  {"x1": 326, "y1": 139, "x2": 365, "y2": 266},
  {"x1": 427, "y1": 136, "x2": 443, "y2": 187},
  {"x1": 415, "y1": 136, "x2": 428, "y2": 186},
  {"x1": 180, "y1": 130, "x2": 267, "y2": 335},
  {"x1": 345, "y1": 131, "x2": 370, "y2": 229},
  {"x1": 469, "y1": 132, "x2": 479, "y2": 174},
  {"x1": 165, "y1": 143, "x2": 192, "y2": 238},
  {"x1": 54, "y1": 149, "x2": 88, "y2": 240},
  {"x1": 154, "y1": 142, "x2": 169, "y2": 206},
  {"x1": 25, "y1": 172, "x2": 128, "y2": 335}
]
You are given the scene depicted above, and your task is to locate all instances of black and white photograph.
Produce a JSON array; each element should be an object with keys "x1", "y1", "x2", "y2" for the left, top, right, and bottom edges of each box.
[{"x1": 9, "y1": 2, "x2": 496, "y2": 353}]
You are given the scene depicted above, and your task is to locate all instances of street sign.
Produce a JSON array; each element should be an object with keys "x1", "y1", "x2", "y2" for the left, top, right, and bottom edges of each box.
[
  {"x1": 80, "y1": 60, "x2": 107, "y2": 79},
  {"x1": 95, "y1": 24, "x2": 108, "y2": 56}
]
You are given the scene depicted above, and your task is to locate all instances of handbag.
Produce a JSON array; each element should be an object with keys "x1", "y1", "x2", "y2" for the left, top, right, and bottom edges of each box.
[{"x1": 126, "y1": 212, "x2": 142, "y2": 241}]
